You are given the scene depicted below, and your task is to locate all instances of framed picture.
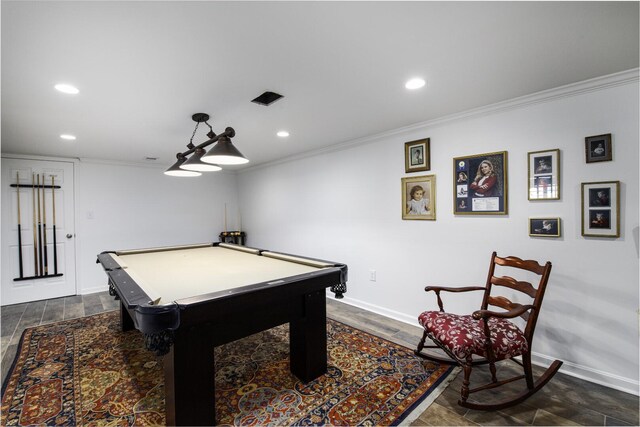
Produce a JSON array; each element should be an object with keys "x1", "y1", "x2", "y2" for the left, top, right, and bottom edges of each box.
[
  {"x1": 528, "y1": 149, "x2": 560, "y2": 200},
  {"x1": 529, "y1": 217, "x2": 561, "y2": 237},
  {"x1": 585, "y1": 133, "x2": 612, "y2": 163},
  {"x1": 402, "y1": 175, "x2": 436, "y2": 220},
  {"x1": 404, "y1": 138, "x2": 430, "y2": 173},
  {"x1": 581, "y1": 181, "x2": 620, "y2": 238},
  {"x1": 453, "y1": 151, "x2": 508, "y2": 215}
]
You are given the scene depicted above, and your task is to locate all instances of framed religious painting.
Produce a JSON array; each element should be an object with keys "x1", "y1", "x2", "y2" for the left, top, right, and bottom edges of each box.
[
  {"x1": 581, "y1": 181, "x2": 620, "y2": 238},
  {"x1": 528, "y1": 149, "x2": 560, "y2": 200},
  {"x1": 453, "y1": 151, "x2": 508, "y2": 215},
  {"x1": 585, "y1": 133, "x2": 612, "y2": 163},
  {"x1": 529, "y1": 217, "x2": 561, "y2": 238},
  {"x1": 401, "y1": 174, "x2": 436, "y2": 220},
  {"x1": 404, "y1": 138, "x2": 430, "y2": 173}
]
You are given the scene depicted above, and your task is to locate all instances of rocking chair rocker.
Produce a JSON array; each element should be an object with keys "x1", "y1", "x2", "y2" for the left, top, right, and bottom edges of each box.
[{"x1": 415, "y1": 252, "x2": 562, "y2": 411}]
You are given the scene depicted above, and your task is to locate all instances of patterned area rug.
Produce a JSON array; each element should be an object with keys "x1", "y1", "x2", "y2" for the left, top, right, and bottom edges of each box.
[{"x1": 1, "y1": 311, "x2": 454, "y2": 426}]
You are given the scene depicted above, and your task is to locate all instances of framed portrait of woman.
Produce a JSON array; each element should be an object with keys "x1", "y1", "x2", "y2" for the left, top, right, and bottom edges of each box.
[{"x1": 453, "y1": 151, "x2": 508, "y2": 215}]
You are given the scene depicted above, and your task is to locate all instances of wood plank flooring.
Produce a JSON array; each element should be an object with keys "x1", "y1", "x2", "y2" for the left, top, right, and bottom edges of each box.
[{"x1": 1, "y1": 292, "x2": 638, "y2": 426}]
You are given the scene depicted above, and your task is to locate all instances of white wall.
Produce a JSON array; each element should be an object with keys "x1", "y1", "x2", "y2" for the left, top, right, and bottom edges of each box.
[
  {"x1": 76, "y1": 160, "x2": 240, "y2": 293},
  {"x1": 237, "y1": 71, "x2": 640, "y2": 394}
]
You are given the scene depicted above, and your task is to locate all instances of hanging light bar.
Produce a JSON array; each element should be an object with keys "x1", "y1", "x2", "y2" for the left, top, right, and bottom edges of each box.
[{"x1": 164, "y1": 113, "x2": 246, "y2": 177}]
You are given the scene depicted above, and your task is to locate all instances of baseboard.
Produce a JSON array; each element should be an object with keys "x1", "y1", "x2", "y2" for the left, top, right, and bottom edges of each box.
[
  {"x1": 79, "y1": 285, "x2": 109, "y2": 295},
  {"x1": 531, "y1": 352, "x2": 639, "y2": 396},
  {"x1": 337, "y1": 295, "x2": 640, "y2": 397}
]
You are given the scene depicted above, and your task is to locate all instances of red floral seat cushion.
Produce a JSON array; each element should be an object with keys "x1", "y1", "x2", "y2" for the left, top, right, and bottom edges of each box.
[{"x1": 418, "y1": 311, "x2": 528, "y2": 361}]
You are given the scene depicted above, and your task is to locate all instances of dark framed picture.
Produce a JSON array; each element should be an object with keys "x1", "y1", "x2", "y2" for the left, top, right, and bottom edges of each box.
[
  {"x1": 581, "y1": 181, "x2": 620, "y2": 237},
  {"x1": 528, "y1": 149, "x2": 560, "y2": 200},
  {"x1": 529, "y1": 217, "x2": 561, "y2": 238},
  {"x1": 401, "y1": 174, "x2": 436, "y2": 220},
  {"x1": 585, "y1": 133, "x2": 612, "y2": 163},
  {"x1": 404, "y1": 138, "x2": 430, "y2": 173},
  {"x1": 453, "y1": 151, "x2": 508, "y2": 215}
]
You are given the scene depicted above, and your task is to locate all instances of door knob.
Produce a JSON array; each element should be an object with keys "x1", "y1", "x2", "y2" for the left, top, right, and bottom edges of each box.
[{"x1": 66, "y1": 234, "x2": 73, "y2": 239}]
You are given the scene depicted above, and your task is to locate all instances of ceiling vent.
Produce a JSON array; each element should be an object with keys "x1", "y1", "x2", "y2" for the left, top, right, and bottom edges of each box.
[{"x1": 251, "y1": 91, "x2": 283, "y2": 106}]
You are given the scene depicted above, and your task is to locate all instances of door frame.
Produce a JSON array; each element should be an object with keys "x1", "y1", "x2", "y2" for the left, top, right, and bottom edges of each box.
[{"x1": 1, "y1": 153, "x2": 80, "y2": 303}]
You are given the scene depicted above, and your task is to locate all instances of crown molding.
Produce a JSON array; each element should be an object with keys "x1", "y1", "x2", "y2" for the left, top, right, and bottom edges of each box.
[{"x1": 241, "y1": 68, "x2": 639, "y2": 174}]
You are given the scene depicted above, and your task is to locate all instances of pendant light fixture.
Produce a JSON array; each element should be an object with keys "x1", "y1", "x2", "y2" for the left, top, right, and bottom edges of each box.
[
  {"x1": 201, "y1": 135, "x2": 249, "y2": 165},
  {"x1": 164, "y1": 113, "x2": 245, "y2": 177},
  {"x1": 164, "y1": 155, "x2": 202, "y2": 177}
]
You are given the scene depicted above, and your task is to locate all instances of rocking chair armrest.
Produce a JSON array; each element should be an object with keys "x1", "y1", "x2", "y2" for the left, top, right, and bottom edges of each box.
[
  {"x1": 424, "y1": 286, "x2": 486, "y2": 313},
  {"x1": 424, "y1": 286, "x2": 486, "y2": 293},
  {"x1": 472, "y1": 305, "x2": 534, "y2": 320}
]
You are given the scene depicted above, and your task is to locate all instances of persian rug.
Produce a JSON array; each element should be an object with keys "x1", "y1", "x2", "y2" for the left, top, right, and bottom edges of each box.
[{"x1": 1, "y1": 311, "x2": 455, "y2": 426}]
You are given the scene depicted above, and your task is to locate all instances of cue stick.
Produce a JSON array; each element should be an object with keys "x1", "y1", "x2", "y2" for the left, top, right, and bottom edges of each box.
[
  {"x1": 52, "y1": 175, "x2": 58, "y2": 275},
  {"x1": 37, "y1": 174, "x2": 43, "y2": 276},
  {"x1": 32, "y1": 173, "x2": 38, "y2": 277},
  {"x1": 16, "y1": 172, "x2": 24, "y2": 278},
  {"x1": 42, "y1": 173, "x2": 48, "y2": 275}
]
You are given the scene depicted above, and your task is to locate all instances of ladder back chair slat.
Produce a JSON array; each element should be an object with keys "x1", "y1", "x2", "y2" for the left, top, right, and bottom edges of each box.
[{"x1": 491, "y1": 275, "x2": 537, "y2": 298}]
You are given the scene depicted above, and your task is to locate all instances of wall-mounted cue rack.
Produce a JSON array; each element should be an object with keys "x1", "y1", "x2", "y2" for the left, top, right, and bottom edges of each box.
[{"x1": 11, "y1": 172, "x2": 64, "y2": 281}]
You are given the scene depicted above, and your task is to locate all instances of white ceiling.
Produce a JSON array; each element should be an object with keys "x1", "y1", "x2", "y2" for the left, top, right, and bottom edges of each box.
[{"x1": 2, "y1": 1, "x2": 638, "y2": 170}]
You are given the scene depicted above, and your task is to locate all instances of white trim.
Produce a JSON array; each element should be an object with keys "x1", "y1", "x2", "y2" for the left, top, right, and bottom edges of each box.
[
  {"x1": 337, "y1": 295, "x2": 640, "y2": 396},
  {"x1": 79, "y1": 284, "x2": 109, "y2": 295},
  {"x1": 531, "y1": 352, "x2": 640, "y2": 396},
  {"x1": 1, "y1": 153, "x2": 81, "y2": 164},
  {"x1": 240, "y1": 68, "x2": 639, "y2": 174},
  {"x1": 0, "y1": 153, "x2": 239, "y2": 175}
]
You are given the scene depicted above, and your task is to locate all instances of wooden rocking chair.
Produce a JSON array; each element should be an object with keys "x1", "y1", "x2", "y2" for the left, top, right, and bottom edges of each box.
[{"x1": 415, "y1": 252, "x2": 563, "y2": 411}]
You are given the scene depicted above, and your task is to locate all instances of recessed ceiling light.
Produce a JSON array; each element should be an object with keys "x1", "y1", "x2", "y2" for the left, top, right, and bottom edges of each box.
[
  {"x1": 405, "y1": 78, "x2": 426, "y2": 90},
  {"x1": 54, "y1": 84, "x2": 79, "y2": 94},
  {"x1": 277, "y1": 131, "x2": 290, "y2": 137},
  {"x1": 60, "y1": 134, "x2": 76, "y2": 140}
]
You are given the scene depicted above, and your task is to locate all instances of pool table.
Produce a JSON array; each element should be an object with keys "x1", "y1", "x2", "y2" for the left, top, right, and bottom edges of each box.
[{"x1": 96, "y1": 242, "x2": 347, "y2": 426}]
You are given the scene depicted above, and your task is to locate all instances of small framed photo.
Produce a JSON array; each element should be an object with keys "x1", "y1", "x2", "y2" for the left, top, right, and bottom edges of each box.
[
  {"x1": 581, "y1": 181, "x2": 620, "y2": 238},
  {"x1": 529, "y1": 217, "x2": 561, "y2": 237},
  {"x1": 402, "y1": 174, "x2": 436, "y2": 220},
  {"x1": 453, "y1": 151, "x2": 508, "y2": 215},
  {"x1": 528, "y1": 149, "x2": 560, "y2": 200},
  {"x1": 585, "y1": 133, "x2": 612, "y2": 163},
  {"x1": 404, "y1": 138, "x2": 430, "y2": 173}
]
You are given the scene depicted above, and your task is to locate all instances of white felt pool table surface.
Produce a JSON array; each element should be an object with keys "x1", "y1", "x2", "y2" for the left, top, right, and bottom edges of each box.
[{"x1": 104, "y1": 244, "x2": 332, "y2": 304}]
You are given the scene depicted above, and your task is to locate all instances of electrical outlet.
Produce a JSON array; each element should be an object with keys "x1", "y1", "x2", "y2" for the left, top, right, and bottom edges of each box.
[{"x1": 369, "y1": 270, "x2": 377, "y2": 282}]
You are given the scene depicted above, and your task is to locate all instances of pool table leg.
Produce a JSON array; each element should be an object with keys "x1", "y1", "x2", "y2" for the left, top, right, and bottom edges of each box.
[
  {"x1": 120, "y1": 301, "x2": 135, "y2": 332},
  {"x1": 290, "y1": 289, "x2": 327, "y2": 382},
  {"x1": 164, "y1": 326, "x2": 216, "y2": 426}
]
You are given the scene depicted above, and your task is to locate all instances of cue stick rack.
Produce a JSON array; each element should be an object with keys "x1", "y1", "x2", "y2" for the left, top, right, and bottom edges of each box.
[{"x1": 10, "y1": 173, "x2": 64, "y2": 281}]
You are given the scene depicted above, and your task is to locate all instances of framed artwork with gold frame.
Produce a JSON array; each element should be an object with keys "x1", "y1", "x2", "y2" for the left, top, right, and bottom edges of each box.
[
  {"x1": 581, "y1": 181, "x2": 620, "y2": 238},
  {"x1": 528, "y1": 149, "x2": 560, "y2": 200},
  {"x1": 453, "y1": 151, "x2": 508, "y2": 215},
  {"x1": 529, "y1": 217, "x2": 561, "y2": 237},
  {"x1": 404, "y1": 138, "x2": 430, "y2": 173},
  {"x1": 402, "y1": 175, "x2": 436, "y2": 220}
]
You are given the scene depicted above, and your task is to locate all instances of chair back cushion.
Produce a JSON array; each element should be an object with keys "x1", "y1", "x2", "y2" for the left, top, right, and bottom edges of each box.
[{"x1": 418, "y1": 311, "x2": 528, "y2": 361}]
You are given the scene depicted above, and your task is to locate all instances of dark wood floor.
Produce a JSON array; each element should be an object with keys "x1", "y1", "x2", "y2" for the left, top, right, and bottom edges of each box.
[{"x1": 2, "y1": 292, "x2": 638, "y2": 426}]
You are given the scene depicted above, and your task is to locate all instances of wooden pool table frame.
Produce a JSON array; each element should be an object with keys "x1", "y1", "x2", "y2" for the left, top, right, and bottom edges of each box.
[{"x1": 96, "y1": 242, "x2": 347, "y2": 426}]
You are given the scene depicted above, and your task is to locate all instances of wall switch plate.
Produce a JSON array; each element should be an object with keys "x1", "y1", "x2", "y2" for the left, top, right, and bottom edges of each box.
[{"x1": 369, "y1": 270, "x2": 376, "y2": 282}]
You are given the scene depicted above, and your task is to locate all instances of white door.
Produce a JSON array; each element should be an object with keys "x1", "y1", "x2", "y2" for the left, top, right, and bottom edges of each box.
[{"x1": 1, "y1": 157, "x2": 76, "y2": 305}]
